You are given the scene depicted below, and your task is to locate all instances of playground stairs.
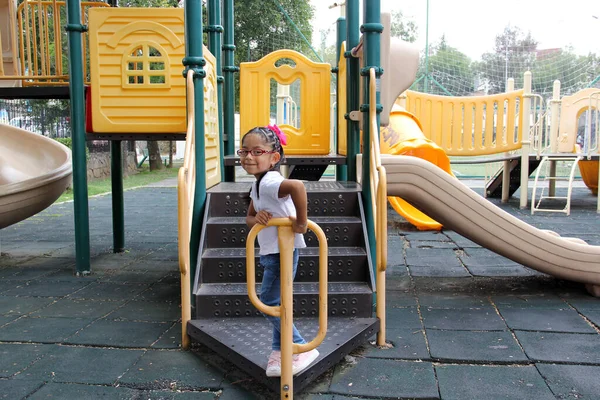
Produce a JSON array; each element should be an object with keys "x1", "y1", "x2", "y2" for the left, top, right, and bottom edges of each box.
[
  {"x1": 187, "y1": 181, "x2": 378, "y2": 393},
  {"x1": 486, "y1": 157, "x2": 542, "y2": 198},
  {"x1": 531, "y1": 155, "x2": 582, "y2": 216}
]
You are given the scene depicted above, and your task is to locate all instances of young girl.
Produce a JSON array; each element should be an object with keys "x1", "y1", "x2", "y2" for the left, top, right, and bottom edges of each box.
[{"x1": 240, "y1": 125, "x2": 320, "y2": 377}]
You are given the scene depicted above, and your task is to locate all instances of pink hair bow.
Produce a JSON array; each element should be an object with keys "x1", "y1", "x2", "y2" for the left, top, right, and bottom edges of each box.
[{"x1": 268, "y1": 124, "x2": 287, "y2": 146}]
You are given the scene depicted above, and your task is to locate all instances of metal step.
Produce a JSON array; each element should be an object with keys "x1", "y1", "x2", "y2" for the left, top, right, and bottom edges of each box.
[
  {"x1": 187, "y1": 316, "x2": 379, "y2": 393},
  {"x1": 201, "y1": 247, "x2": 368, "y2": 283},
  {"x1": 195, "y1": 282, "x2": 373, "y2": 318},
  {"x1": 204, "y1": 216, "x2": 365, "y2": 248},
  {"x1": 206, "y1": 181, "x2": 362, "y2": 218},
  {"x1": 288, "y1": 165, "x2": 329, "y2": 181},
  {"x1": 486, "y1": 157, "x2": 542, "y2": 198}
]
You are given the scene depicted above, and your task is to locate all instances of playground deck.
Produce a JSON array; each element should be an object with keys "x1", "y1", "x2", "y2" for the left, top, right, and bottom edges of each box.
[{"x1": 1, "y1": 180, "x2": 599, "y2": 399}]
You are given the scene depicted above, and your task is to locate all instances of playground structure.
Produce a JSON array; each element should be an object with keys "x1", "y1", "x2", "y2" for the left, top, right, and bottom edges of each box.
[
  {"x1": 1, "y1": 0, "x2": 600, "y2": 397},
  {"x1": 0, "y1": 123, "x2": 72, "y2": 229}
]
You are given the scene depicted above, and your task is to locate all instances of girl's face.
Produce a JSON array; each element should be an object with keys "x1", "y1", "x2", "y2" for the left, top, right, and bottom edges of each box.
[{"x1": 239, "y1": 133, "x2": 281, "y2": 177}]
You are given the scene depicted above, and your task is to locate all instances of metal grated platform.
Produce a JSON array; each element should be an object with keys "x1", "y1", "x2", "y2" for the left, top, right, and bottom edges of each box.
[{"x1": 188, "y1": 316, "x2": 379, "y2": 393}]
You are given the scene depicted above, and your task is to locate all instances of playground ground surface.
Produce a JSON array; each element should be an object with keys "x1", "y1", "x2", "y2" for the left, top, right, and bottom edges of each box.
[{"x1": 0, "y1": 178, "x2": 599, "y2": 399}]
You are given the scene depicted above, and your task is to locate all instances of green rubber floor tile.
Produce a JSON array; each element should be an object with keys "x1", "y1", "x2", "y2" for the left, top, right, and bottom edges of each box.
[
  {"x1": 426, "y1": 329, "x2": 528, "y2": 362},
  {"x1": 0, "y1": 295, "x2": 55, "y2": 315},
  {"x1": 117, "y1": 349, "x2": 224, "y2": 390},
  {"x1": 436, "y1": 364, "x2": 555, "y2": 400},
  {"x1": 386, "y1": 306, "x2": 423, "y2": 330},
  {"x1": 537, "y1": 363, "x2": 600, "y2": 399},
  {"x1": 0, "y1": 379, "x2": 44, "y2": 399},
  {"x1": 13, "y1": 345, "x2": 144, "y2": 384},
  {"x1": 1, "y1": 280, "x2": 91, "y2": 297},
  {"x1": 362, "y1": 329, "x2": 429, "y2": 360},
  {"x1": 151, "y1": 323, "x2": 182, "y2": 349},
  {"x1": 500, "y1": 308, "x2": 596, "y2": 333},
  {"x1": 27, "y1": 382, "x2": 139, "y2": 399},
  {"x1": 0, "y1": 343, "x2": 52, "y2": 377},
  {"x1": 69, "y1": 282, "x2": 150, "y2": 301},
  {"x1": 0, "y1": 316, "x2": 94, "y2": 343},
  {"x1": 67, "y1": 319, "x2": 171, "y2": 348},
  {"x1": 422, "y1": 307, "x2": 507, "y2": 331},
  {"x1": 31, "y1": 298, "x2": 124, "y2": 319},
  {"x1": 108, "y1": 299, "x2": 180, "y2": 322},
  {"x1": 329, "y1": 358, "x2": 438, "y2": 399},
  {"x1": 515, "y1": 331, "x2": 600, "y2": 364}
]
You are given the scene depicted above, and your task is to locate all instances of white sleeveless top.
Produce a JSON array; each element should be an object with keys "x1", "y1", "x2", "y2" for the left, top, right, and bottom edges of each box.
[{"x1": 250, "y1": 171, "x2": 307, "y2": 255}]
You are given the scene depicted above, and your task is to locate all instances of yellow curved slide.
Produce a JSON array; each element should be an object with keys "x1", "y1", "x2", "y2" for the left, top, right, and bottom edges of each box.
[
  {"x1": 0, "y1": 124, "x2": 72, "y2": 229},
  {"x1": 380, "y1": 107, "x2": 452, "y2": 230}
]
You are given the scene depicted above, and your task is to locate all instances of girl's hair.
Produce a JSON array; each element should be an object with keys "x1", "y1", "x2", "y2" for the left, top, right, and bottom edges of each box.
[{"x1": 242, "y1": 126, "x2": 286, "y2": 199}]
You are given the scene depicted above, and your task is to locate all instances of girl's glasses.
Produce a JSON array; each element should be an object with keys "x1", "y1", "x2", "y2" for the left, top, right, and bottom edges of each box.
[{"x1": 237, "y1": 149, "x2": 277, "y2": 157}]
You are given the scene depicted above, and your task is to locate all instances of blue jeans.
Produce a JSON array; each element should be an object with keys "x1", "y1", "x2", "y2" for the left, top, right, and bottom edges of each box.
[{"x1": 259, "y1": 249, "x2": 307, "y2": 351}]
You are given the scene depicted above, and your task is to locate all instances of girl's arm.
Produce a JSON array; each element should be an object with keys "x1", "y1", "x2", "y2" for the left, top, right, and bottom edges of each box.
[
  {"x1": 279, "y1": 179, "x2": 308, "y2": 233},
  {"x1": 246, "y1": 200, "x2": 272, "y2": 227}
]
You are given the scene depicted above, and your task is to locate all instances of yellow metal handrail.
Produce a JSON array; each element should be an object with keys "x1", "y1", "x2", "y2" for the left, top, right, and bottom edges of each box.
[
  {"x1": 246, "y1": 218, "x2": 327, "y2": 399},
  {"x1": 177, "y1": 69, "x2": 196, "y2": 350},
  {"x1": 0, "y1": 0, "x2": 109, "y2": 85},
  {"x1": 368, "y1": 68, "x2": 388, "y2": 346}
]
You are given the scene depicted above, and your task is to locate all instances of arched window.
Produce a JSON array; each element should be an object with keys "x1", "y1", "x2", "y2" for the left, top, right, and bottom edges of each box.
[{"x1": 123, "y1": 42, "x2": 169, "y2": 88}]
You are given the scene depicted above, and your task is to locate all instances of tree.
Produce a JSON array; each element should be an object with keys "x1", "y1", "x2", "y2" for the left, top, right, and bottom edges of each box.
[
  {"x1": 413, "y1": 35, "x2": 475, "y2": 96},
  {"x1": 474, "y1": 26, "x2": 538, "y2": 94},
  {"x1": 390, "y1": 10, "x2": 418, "y2": 43}
]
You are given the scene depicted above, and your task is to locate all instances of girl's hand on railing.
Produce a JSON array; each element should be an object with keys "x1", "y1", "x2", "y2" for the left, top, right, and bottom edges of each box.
[{"x1": 289, "y1": 216, "x2": 307, "y2": 234}]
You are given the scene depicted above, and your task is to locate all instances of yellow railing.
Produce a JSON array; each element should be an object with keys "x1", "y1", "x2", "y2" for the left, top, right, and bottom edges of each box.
[
  {"x1": 368, "y1": 68, "x2": 387, "y2": 346},
  {"x1": 246, "y1": 218, "x2": 328, "y2": 399},
  {"x1": 177, "y1": 69, "x2": 196, "y2": 350},
  {"x1": 0, "y1": 0, "x2": 108, "y2": 85},
  {"x1": 404, "y1": 89, "x2": 525, "y2": 156}
]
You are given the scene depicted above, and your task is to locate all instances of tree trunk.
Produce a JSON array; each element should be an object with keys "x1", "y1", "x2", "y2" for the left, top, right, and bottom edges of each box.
[
  {"x1": 148, "y1": 141, "x2": 164, "y2": 171},
  {"x1": 168, "y1": 141, "x2": 173, "y2": 168}
]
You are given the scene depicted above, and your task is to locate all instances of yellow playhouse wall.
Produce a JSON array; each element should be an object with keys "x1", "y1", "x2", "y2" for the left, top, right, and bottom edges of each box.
[
  {"x1": 239, "y1": 49, "x2": 331, "y2": 155},
  {"x1": 203, "y1": 49, "x2": 221, "y2": 189},
  {"x1": 89, "y1": 8, "x2": 186, "y2": 133}
]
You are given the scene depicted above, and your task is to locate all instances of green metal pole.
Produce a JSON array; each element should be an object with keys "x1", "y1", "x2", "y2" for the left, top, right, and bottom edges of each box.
[
  {"x1": 335, "y1": 16, "x2": 348, "y2": 181},
  {"x1": 207, "y1": 0, "x2": 225, "y2": 181},
  {"x1": 65, "y1": 0, "x2": 90, "y2": 274},
  {"x1": 346, "y1": 0, "x2": 359, "y2": 182},
  {"x1": 361, "y1": 0, "x2": 381, "y2": 275},
  {"x1": 424, "y1": 0, "x2": 430, "y2": 93},
  {"x1": 223, "y1": 0, "x2": 236, "y2": 182},
  {"x1": 110, "y1": 141, "x2": 124, "y2": 252},
  {"x1": 184, "y1": 0, "x2": 207, "y2": 290}
]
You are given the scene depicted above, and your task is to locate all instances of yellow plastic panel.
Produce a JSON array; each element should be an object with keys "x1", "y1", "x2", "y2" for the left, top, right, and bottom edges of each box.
[
  {"x1": 203, "y1": 49, "x2": 221, "y2": 189},
  {"x1": 240, "y1": 49, "x2": 331, "y2": 155},
  {"x1": 405, "y1": 89, "x2": 524, "y2": 156},
  {"x1": 337, "y1": 42, "x2": 347, "y2": 155},
  {"x1": 558, "y1": 88, "x2": 600, "y2": 153},
  {"x1": 89, "y1": 8, "x2": 186, "y2": 133}
]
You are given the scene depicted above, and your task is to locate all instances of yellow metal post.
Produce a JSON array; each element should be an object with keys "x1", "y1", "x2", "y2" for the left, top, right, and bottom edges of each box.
[{"x1": 278, "y1": 224, "x2": 295, "y2": 398}]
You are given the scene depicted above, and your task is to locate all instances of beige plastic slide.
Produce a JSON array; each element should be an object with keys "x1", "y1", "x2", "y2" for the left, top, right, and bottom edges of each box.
[
  {"x1": 0, "y1": 124, "x2": 72, "y2": 229},
  {"x1": 382, "y1": 155, "x2": 600, "y2": 295}
]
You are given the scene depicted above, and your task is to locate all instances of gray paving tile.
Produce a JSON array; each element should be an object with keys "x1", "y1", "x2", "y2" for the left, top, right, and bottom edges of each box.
[
  {"x1": 581, "y1": 309, "x2": 600, "y2": 328},
  {"x1": 466, "y1": 264, "x2": 536, "y2": 277},
  {"x1": 134, "y1": 283, "x2": 181, "y2": 303},
  {"x1": 427, "y1": 329, "x2": 527, "y2": 362},
  {"x1": 409, "y1": 240, "x2": 457, "y2": 249},
  {"x1": 515, "y1": 331, "x2": 600, "y2": 364},
  {"x1": 329, "y1": 358, "x2": 438, "y2": 398},
  {"x1": 443, "y1": 231, "x2": 480, "y2": 248},
  {"x1": 0, "y1": 316, "x2": 93, "y2": 343},
  {"x1": 67, "y1": 319, "x2": 171, "y2": 347},
  {"x1": 0, "y1": 379, "x2": 44, "y2": 399},
  {"x1": 536, "y1": 363, "x2": 600, "y2": 399},
  {"x1": 103, "y1": 270, "x2": 171, "y2": 283},
  {"x1": 385, "y1": 290, "x2": 417, "y2": 308},
  {"x1": 417, "y1": 293, "x2": 491, "y2": 309},
  {"x1": 69, "y1": 282, "x2": 150, "y2": 301},
  {"x1": 405, "y1": 248, "x2": 462, "y2": 268},
  {"x1": 14, "y1": 345, "x2": 144, "y2": 384},
  {"x1": 436, "y1": 364, "x2": 555, "y2": 400},
  {"x1": 492, "y1": 293, "x2": 569, "y2": 308},
  {"x1": 500, "y1": 308, "x2": 596, "y2": 333},
  {"x1": 408, "y1": 265, "x2": 471, "y2": 277},
  {"x1": 117, "y1": 349, "x2": 224, "y2": 390},
  {"x1": 563, "y1": 294, "x2": 600, "y2": 311},
  {"x1": 1, "y1": 280, "x2": 91, "y2": 297},
  {"x1": 151, "y1": 323, "x2": 182, "y2": 349},
  {"x1": 0, "y1": 315, "x2": 18, "y2": 327},
  {"x1": 0, "y1": 343, "x2": 53, "y2": 377},
  {"x1": 422, "y1": 307, "x2": 507, "y2": 331},
  {"x1": 31, "y1": 299, "x2": 123, "y2": 319},
  {"x1": 362, "y1": 329, "x2": 429, "y2": 360},
  {"x1": 108, "y1": 299, "x2": 180, "y2": 322},
  {"x1": 386, "y1": 306, "x2": 422, "y2": 330},
  {"x1": 27, "y1": 382, "x2": 140, "y2": 399}
]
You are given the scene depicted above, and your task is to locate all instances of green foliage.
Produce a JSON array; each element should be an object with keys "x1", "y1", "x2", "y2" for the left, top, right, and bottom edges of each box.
[
  {"x1": 390, "y1": 10, "x2": 418, "y2": 43},
  {"x1": 54, "y1": 137, "x2": 71, "y2": 148}
]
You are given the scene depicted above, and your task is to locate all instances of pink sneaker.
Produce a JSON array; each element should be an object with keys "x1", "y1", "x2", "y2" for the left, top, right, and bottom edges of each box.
[
  {"x1": 292, "y1": 349, "x2": 319, "y2": 375},
  {"x1": 266, "y1": 350, "x2": 281, "y2": 377}
]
